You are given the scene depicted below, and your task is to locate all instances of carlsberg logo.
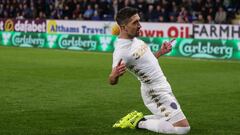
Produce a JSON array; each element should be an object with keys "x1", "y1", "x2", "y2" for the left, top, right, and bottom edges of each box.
[
  {"x1": 12, "y1": 33, "x2": 45, "y2": 46},
  {"x1": 59, "y1": 35, "x2": 97, "y2": 50},
  {"x1": 179, "y1": 40, "x2": 233, "y2": 58}
]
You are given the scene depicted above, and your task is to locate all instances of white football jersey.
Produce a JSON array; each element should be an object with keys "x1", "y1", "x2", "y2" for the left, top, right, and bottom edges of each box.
[{"x1": 112, "y1": 37, "x2": 168, "y2": 86}]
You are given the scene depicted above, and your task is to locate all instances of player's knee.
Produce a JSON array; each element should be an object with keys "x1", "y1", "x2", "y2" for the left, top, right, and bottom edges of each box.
[
  {"x1": 173, "y1": 119, "x2": 190, "y2": 134},
  {"x1": 173, "y1": 119, "x2": 190, "y2": 127}
]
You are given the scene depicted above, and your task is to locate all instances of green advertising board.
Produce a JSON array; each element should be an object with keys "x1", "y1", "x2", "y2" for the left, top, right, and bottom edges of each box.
[
  {"x1": 46, "y1": 34, "x2": 116, "y2": 52},
  {"x1": 170, "y1": 38, "x2": 240, "y2": 59},
  {"x1": 1, "y1": 31, "x2": 240, "y2": 60},
  {"x1": 0, "y1": 31, "x2": 46, "y2": 48}
]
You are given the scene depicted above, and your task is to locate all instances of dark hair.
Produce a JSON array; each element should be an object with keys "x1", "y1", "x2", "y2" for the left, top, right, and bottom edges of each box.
[{"x1": 116, "y1": 7, "x2": 139, "y2": 26}]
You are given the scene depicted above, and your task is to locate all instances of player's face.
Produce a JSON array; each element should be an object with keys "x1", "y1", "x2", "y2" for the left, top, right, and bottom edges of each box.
[{"x1": 124, "y1": 14, "x2": 141, "y2": 38}]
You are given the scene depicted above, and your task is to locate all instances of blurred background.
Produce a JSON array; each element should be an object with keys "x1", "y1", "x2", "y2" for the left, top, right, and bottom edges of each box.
[{"x1": 0, "y1": 0, "x2": 240, "y2": 24}]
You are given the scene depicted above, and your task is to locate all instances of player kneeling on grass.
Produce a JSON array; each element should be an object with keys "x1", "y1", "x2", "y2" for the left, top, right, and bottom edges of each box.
[{"x1": 108, "y1": 7, "x2": 190, "y2": 134}]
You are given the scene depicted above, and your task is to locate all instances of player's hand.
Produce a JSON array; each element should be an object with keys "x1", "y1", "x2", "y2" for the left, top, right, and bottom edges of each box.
[
  {"x1": 112, "y1": 59, "x2": 126, "y2": 78},
  {"x1": 160, "y1": 39, "x2": 174, "y2": 55},
  {"x1": 109, "y1": 59, "x2": 126, "y2": 85}
]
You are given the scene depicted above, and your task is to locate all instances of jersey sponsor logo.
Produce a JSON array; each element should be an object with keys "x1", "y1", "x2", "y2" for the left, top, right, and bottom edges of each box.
[{"x1": 132, "y1": 44, "x2": 148, "y2": 60}]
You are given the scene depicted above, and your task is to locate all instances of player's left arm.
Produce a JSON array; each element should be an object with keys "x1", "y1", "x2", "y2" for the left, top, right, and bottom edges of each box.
[{"x1": 154, "y1": 39, "x2": 175, "y2": 59}]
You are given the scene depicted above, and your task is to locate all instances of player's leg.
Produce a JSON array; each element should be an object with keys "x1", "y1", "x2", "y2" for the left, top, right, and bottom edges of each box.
[
  {"x1": 138, "y1": 118, "x2": 190, "y2": 134},
  {"x1": 137, "y1": 112, "x2": 190, "y2": 134},
  {"x1": 139, "y1": 84, "x2": 190, "y2": 134},
  {"x1": 173, "y1": 119, "x2": 189, "y2": 127}
]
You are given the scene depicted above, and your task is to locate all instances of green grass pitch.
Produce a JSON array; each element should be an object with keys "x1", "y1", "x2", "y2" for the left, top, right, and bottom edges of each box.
[{"x1": 0, "y1": 46, "x2": 239, "y2": 135}]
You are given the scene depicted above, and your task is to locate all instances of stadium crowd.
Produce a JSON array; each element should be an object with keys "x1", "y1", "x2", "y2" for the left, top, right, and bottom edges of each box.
[{"x1": 0, "y1": 0, "x2": 239, "y2": 24}]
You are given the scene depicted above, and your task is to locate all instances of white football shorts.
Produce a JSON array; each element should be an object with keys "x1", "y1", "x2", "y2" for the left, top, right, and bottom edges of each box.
[{"x1": 140, "y1": 81, "x2": 186, "y2": 124}]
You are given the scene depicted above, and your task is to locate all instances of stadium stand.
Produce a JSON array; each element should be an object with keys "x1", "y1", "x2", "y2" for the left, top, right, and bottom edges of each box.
[{"x1": 0, "y1": 0, "x2": 239, "y2": 24}]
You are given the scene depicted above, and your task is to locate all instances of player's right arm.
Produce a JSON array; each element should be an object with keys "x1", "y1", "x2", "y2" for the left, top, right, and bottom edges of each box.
[
  {"x1": 109, "y1": 59, "x2": 126, "y2": 85},
  {"x1": 154, "y1": 39, "x2": 175, "y2": 58}
]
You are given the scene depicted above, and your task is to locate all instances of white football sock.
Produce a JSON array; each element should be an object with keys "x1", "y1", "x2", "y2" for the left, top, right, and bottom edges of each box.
[
  {"x1": 138, "y1": 119, "x2": 190, "y2": 134},
  {"x1": 175, "y1": 127, "x2": 191, "y2": 134}
]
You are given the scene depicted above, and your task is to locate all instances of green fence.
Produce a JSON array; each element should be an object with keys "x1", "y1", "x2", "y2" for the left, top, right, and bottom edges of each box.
[{"x1": 1, "y1": 31, "x2": 240, "y2": 60}]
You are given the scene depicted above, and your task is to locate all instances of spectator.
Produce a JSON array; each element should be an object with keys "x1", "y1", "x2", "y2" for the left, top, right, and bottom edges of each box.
[
  {"x1": 207, "y1": 7, "x2": 215, "y2": 19},
  {"x1": 3, "y1": 10, "x2": 8, "y2": 18},
  {"x1": 177, "y1": 15, "x2": 186, "y2": 23},
  {"x1": 215, "y1": 6, "x2": 227, "y2": 24},
  {"x1": 62, "y1": 4, "x2": 71, "y2": 19},
  {"x1": 83, "y1": 4, "x2": 94, "y2": 20},
  {"x1": 73, "y1": 4, "x2": 82, "y2": 19},
  {"x1": 206, "y1": 15, "x2": 215, "y2": 24},
  {"x1": 37, "y1": 11, "x2": 46, "y2": 19},
  {"x1": 77, "y1": 13, "x2": 84, "y2": 20},
  {"x1": 16, "y1": 12, "x2": 24, "y2": 19},
  {"x1": 195, "y1": 13, "x2": 205, "y2": 23},
  {"x1": 156, "y1": 5, "x2": 168, "y2": 22},
  {"x1": 23, "y1": 3, "x2": 31, "y2": 18},
  {"x1": 158, "y1": 15, "x2": 165, "y2": 22},
  {"x1": 9, "y1": 5, "x2": 16, "y2": 18},
  {"x1": 169, "y1": 14, "x2": 177, "y2": 22},
  {"x1": 91, "y1": 10, "x2": 100, "y2": 20},
  {"x1": 145, "y1": 5, "x2": 156, "y2": 22},
  {"x1": 179, "y1": 6, "x2": 190, "y2": 23},
  {"x1": 169, "y1": 1, "x2": 178, "y2": 20}
]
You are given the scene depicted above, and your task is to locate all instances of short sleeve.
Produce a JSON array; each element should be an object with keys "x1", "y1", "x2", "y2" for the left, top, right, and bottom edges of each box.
[
  {"x1": 112, "y1": 51, "x2": 123, "y2": 68},
  {"x1": 112, "y1": 50, "x2": 129, "y2": 68}
]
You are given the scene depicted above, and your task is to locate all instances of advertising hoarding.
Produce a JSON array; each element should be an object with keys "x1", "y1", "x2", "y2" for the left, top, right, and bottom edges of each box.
[
  {"x1": 1, "y1": 31, "x2": 240, "y2": 60},
  {"x1": 46, "y1": 20, "x2": 192, "y2": 38},
  {"x1": 0, "y1": 19, "x2": 46, "y2": 32},
  {"x1": 193, "y1": 24, "x2": 240, "y2": 40}
]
